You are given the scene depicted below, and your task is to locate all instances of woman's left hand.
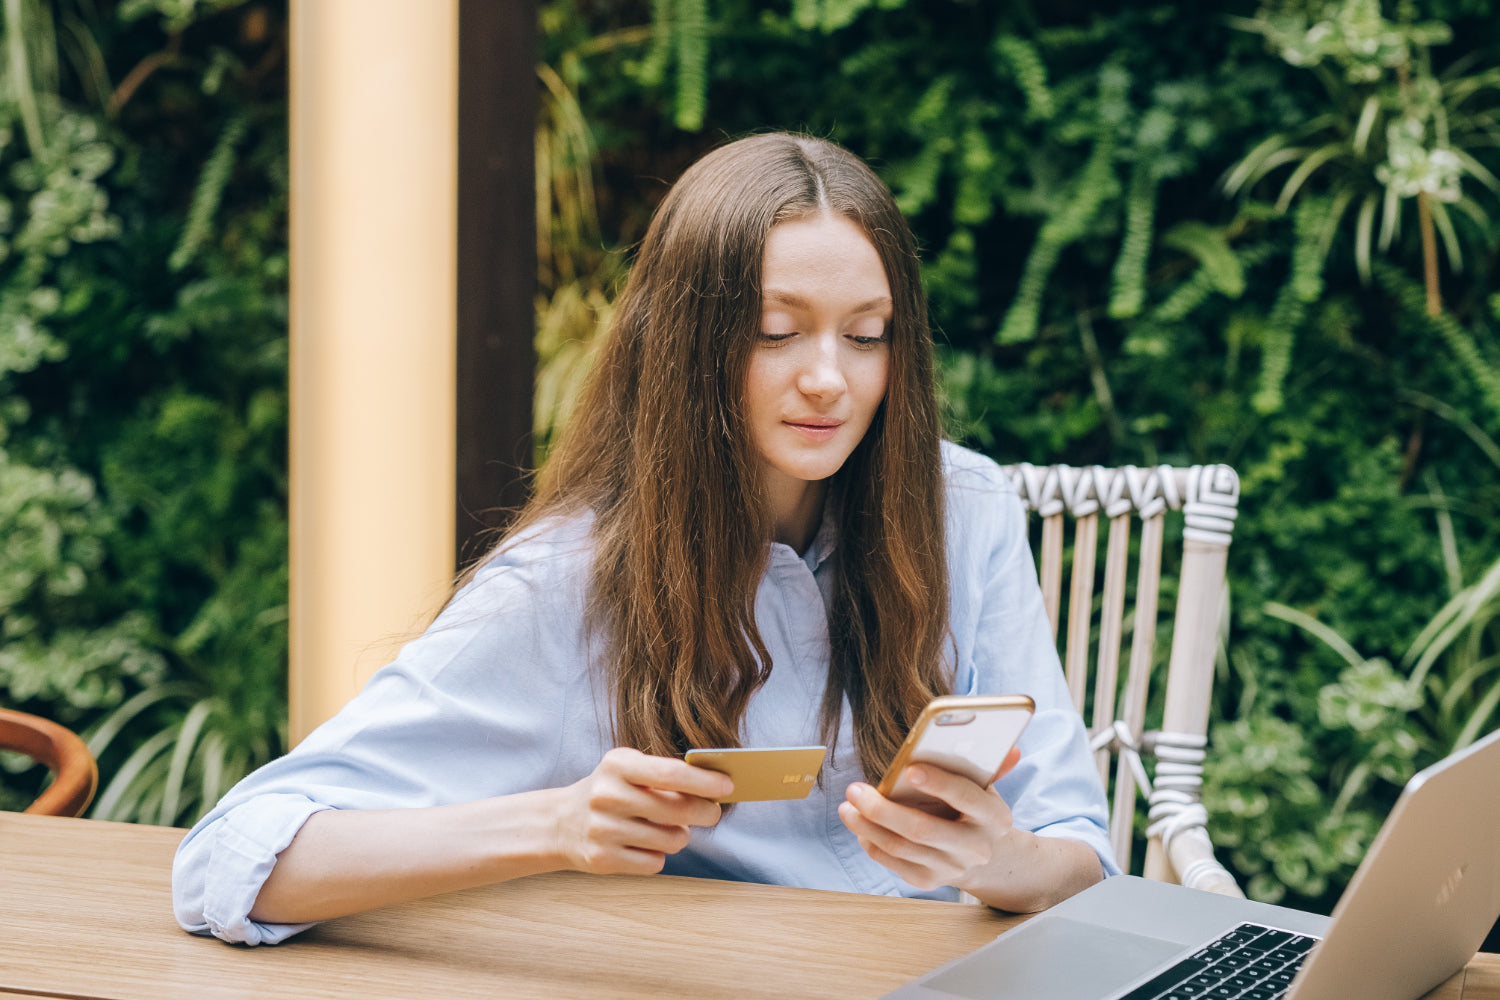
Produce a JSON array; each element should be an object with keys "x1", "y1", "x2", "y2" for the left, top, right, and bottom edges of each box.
[{"x1": 837, "y1": 748, "x2": 1102, "y2": 912}]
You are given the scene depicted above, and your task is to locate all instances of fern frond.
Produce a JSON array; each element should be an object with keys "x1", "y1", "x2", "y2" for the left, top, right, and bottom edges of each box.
[
  {"x1": 168, "y1": 112, "x2": 248, "y2": 273},
  {"x1": 997, "y1": 142, "x2": 1117, "y2": 343},
  {"x1": 1108, "y1": 164, "x2": 1157, "y2": 319},
  {"x1": 997, "y1": 64, "x2": 1127, "y2": 343},
  {"x1": 1374, "y1": 260, "x2": 1500, "y2": 419},
  {"x1": 1161, "y1": 221, "x2": 1245, "y2": 298},
  {"x1": 638, "y1": 0, "x2": 673, "y2": 87},
  {"x1": 673, "y1": 0, "x2": 707, "y2": 131},
  {"x1": 1152, "y1": 268, "x2": 1217, "y2": 323},
  {"x1": 994, "y1": 34, "x2": 1054, "y2": 121},
  {"x1": 819, "y1": 0, "x2": 874, "y2": 31},
  {"x1": 1253, "y1": 198, "x2": 1326, "y2": 414}
]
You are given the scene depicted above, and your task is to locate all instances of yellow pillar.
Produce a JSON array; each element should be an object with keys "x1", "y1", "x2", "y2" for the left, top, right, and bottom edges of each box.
[{"x1": 288, "y1": 0, "x2": 458, "y2": 744}]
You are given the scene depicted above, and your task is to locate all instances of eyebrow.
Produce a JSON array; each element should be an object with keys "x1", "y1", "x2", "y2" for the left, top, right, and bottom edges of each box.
[{"x1": 763, "y1": 290, "x2": 893, "y2": 314}]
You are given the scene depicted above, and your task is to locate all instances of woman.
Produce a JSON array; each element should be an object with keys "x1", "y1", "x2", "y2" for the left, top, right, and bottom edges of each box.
[{"x1": 173, "y1": 133, "x2": 1115, "y2": 946}]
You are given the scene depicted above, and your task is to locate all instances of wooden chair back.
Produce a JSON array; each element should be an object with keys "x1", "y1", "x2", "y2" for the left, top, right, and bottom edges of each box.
[
  {"x1": 1000, "y1": 463, "x2": 1244, "y2": 896},
  {"x1": 0, "y1": 708, "x2": 99, "y2": 817}
]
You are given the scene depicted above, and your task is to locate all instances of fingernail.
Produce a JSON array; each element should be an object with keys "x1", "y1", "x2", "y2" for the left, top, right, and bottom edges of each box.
[{"x1": 908, "y1": 766, "x2": 925, "y2": 787}]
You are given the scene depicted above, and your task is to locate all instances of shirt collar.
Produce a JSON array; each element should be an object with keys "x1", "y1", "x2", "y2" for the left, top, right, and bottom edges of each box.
[{"x1": 800, "y1": 505, "x2": 838, "y2": 573}]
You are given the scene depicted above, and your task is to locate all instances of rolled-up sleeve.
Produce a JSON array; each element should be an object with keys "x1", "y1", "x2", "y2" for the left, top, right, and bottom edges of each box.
[
  {"x1": 171, "y1": 521, "x2": 598, "y2": 944},
  {"x1": 174, "y1": 793, "x2": 329, "y2": 945}
]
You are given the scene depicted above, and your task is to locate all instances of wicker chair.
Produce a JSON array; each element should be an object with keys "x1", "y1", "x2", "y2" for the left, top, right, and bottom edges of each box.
[
  {"x1": 0, "y1": 708, "x2": 99, "y2": 817},
  {"x1": 1000, "y1": 462, "x2": 1244, "y2": 897}
]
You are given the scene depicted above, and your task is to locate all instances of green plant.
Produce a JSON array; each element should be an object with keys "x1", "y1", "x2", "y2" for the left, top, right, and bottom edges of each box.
[
  {"x1": 1224, "y1": 0, "x2": 1500, "y2": 413},
  {"x1": 533, "y1": 59, "x2": 622, "y2": 454},
  {"x1": 0, "y1": 0, "x2": 288, "y2": 825},
  {"x1": 1236, "y1": 544, "x2": 1500, "y2": 896}
]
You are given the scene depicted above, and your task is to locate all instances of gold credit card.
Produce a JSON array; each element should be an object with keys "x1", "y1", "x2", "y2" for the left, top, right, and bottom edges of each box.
[{"x1": 683, "y1": 746, "x2": 828, "y2": 803}]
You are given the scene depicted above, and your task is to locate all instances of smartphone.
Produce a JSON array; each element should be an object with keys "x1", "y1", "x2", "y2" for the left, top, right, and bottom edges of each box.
[
  {"x1": 876, "y1": 695, "x2": 1035, "y2": 816},
  {"x1": 684, "y1": 746, "x2": 828, "y2": 803}
]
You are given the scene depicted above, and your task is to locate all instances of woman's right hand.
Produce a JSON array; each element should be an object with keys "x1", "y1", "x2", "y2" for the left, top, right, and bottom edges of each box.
[{"x1": 553, "y1": 747, "x2": 732, "y2": 875}]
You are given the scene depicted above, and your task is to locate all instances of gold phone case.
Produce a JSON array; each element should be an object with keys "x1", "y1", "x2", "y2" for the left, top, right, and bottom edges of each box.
[
  {"x1": 684, "y1": 746, "x2": 828, "y2": 803},
  {"x1": 876, "y1": 695, "x2": 1035, "y2": 812}
]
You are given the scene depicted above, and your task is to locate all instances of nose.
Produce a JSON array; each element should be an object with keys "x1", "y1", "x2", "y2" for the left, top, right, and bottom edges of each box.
[{"x1": 795, "y1": 335, "x2": 847, "y2": 400}]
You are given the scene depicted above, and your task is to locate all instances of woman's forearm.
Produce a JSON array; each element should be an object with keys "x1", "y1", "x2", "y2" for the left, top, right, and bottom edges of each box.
[
  {"x1": 248, "y1": 788, "x2": 568, "y2": 924},
  {"x1": 246, "y1": 748, "x2": 730, "y2": 926}
]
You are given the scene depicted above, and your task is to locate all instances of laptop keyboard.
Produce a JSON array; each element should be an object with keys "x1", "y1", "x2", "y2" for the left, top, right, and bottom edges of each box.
[{"x1": 1117, "y1": 922, "x2": 1319, "y2": 1000}]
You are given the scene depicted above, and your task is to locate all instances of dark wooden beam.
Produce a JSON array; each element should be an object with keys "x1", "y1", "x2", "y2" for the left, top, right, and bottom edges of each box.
[{"x1": 456, "y1": 0, "x2": 537, "y2": 568}]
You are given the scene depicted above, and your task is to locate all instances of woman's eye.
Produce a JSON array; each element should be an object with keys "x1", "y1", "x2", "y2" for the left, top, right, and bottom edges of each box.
[
  {"x1": 759, "y1": 311, "x2": 798, "y2": 342},
  {"x1": 846, "y1": 317, "x2": 888, "y2": 347}
]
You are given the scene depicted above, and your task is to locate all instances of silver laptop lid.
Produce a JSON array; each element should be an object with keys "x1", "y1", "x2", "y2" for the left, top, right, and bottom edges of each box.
[{"x1": 1288, "y1": 726, "x2": 1500, "y2": 999}]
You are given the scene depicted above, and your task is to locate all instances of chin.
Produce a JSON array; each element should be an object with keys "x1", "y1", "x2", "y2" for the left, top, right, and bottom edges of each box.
[{"x1": 778, "y1": 460, "x2": 849, "y2": 483}]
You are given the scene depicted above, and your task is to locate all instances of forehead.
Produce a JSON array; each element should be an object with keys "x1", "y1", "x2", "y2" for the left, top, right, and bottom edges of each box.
[{"x1": 761, "y1": 214, "x2": 891, "y2": 309}]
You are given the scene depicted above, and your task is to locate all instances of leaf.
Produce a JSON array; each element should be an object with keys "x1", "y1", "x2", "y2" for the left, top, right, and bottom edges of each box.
[
  {"x1": 159, "y1": 697, "x2": 214, "y2": 825},
  {"x1": 1428, "y1": 197, "x2": 1463, "y2": 273},
  {"x1": 83, "y1": 682, "x2": 193, "y2": 760},
  {"x1": 1315, "y1": 186, "x2": 1356, "y2": 262},
  {"x1": 1160, "y1": 221, "x2": 1244, "y2": 297},
  {"x1": 1398, "y1": 389, "x2": 1500, "y2": 473},
  {"x1": 1264, "y1": 602, "x2": 1367, "y2": 669},
  {"x1": 90, "y1": 726, "x2": 176, "y2": 821},
  {"x1": 1403, "y1": 553, "x2": 1500, "y2": 689},
  {"x1": 1275, "y1": 143, "x2": 1345, "y2": 213},
  {"x1": 1450, "y1": 195, "x2": 1495, "y2": 244},
  {"x1": 1354, "y1": 191, "x2": 1377, "y2": 283},
  {"x1": 1452, "y1": 148, "x2": 1500, "y2": 195},
  {"x1": 1451, "y1": 668, "x2": 1500, "y2": 753},
  {"x1": 1223, "y1": 132, "x2": 1293, "y2": 196},
  {"x1": 1353, "y1": 95, "x2": 1380, "y2": 155},
  {"x1": 1378, "y1": 181, "x2": 1401, "y2": 251}
]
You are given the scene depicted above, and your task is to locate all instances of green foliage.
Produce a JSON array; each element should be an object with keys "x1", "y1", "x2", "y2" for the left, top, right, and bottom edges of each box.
[
  {"x1": 1253, "y1": 195, "x2": 1330, "y2": 413},
  {"x1": 996, "y1": 62, "x2": 1128, "y2": 345},
  {"x1": 631, "y1": 0, "x2": 710, "y2": 130},
  {"x1": 117, "y1": 0, "x2": 242, "y2": 30},
  {"x1": 1226, "y1": 0, "x2": 1500, "y2": 336},
  {"x1": 0, "y1": 0, "x2": 287, "y2": 824},
  {"x1": 533, "y1": 60, "x2": 624, "y2": 452}
]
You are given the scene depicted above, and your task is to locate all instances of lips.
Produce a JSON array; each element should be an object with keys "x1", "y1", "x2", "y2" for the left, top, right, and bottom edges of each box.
[{"x1": 784, "y1": 418, "x2": 844, "y2": 441}]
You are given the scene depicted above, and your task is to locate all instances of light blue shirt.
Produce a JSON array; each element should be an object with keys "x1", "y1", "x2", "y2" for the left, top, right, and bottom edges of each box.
[{"x1": 172, "y1": 442, "x2": 1118, "y2": 944}]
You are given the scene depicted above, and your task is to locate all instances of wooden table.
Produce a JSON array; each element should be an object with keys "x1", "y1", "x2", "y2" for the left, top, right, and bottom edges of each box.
[{"x1": 1, "y1": 812, "x2": 1496, "y2": 1000}]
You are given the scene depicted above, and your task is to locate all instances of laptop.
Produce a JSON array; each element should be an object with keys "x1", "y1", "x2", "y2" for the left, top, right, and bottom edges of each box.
[{"x1": 884, "y1": 726, "x2": 1500, "y2": 1000}]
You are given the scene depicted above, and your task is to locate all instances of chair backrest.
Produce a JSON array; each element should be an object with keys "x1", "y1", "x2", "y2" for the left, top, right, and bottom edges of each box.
[
  {"x1": 0, "y1": 708, "x2": 99, "y2": 817},
  {"x1": 1000, "y1": 463, "x2": 1243, "y2": 896}
]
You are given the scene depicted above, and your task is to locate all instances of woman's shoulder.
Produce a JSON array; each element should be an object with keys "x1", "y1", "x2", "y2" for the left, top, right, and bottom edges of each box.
[
  {"x1": 937, "y1": 440, "x2": 1029, "y2": 558},
  {"x1": 446, "y1": 511, "x2": 597, "y2": 619},
  {"x1": 940, "y1": 440, "x2": 1019, "y2": 499}
]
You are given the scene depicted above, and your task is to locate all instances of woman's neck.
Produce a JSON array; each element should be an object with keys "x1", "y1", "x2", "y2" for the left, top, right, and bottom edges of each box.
[{"x1": 765, "y1": 476, "x2": 828, "y2": 554}]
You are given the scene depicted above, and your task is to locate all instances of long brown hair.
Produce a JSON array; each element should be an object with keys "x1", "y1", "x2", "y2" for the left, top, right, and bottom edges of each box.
[{"x1": 494, "y1": 133, "x2": 949, "y2": 781}]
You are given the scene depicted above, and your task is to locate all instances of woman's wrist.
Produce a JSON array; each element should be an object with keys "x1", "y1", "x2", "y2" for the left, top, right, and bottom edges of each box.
[{"x1": 956, "y1": 830, "x2": 1104, "y2": 914}]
